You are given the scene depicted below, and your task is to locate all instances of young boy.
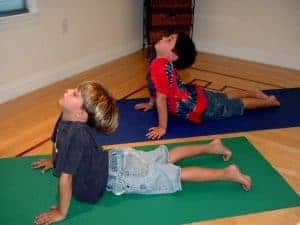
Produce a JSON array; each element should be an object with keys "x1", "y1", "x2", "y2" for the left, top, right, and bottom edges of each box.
[
  {"x1": 135, "y1": 33, "x2": 280, "y2": 139},
  {"x1": 32, "y1": 81, "x2": 251, "y2": 225},
  {"x1": 32, "y1": 81, "x2": 119, "y2": 224}
]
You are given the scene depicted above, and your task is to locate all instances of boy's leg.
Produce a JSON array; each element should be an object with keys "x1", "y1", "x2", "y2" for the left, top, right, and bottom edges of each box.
[
  {"x1": 226, "y1": 89, "x2": 268, "y2": 99},
  {"x1": 242, "y1": 95, "x2": 280, "y2": 109},
  {"x1": 168, "y1": 139, "x2": 232, "y2": 163},
  {"x1": 181, "y1": 164, "x2": 251, "y2": 191}
]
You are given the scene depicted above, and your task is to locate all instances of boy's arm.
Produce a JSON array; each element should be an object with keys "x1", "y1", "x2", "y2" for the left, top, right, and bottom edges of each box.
[
  {"x1": 134, "y1": 96, "x2": 155, "y2": 111},
  {"x1": 148, "y1": 96, "x2": 155, "y2": 106},
  {"x1": 34, "y1": 173, "x2": 72, "y2": 225},
  {"x1": 58, "y1": 173, "x2": 73, "y2": 216},
  {"x1": 146, "y1": 93, "x2": 167, "y2": 139}
]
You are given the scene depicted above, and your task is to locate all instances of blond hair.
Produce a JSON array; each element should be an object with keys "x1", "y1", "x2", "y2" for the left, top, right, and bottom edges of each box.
[{"x1": 78, "y1": 81, "x2": 119, "y2": 134}]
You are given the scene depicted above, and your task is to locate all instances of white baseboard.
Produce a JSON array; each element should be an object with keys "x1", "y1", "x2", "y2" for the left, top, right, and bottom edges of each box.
[
  {"x1": 0, "y1": 40, "x2": 142, "y2": 104},
  {"x1": 194, "y1": 40, "x2": 300, "y2": 71}
]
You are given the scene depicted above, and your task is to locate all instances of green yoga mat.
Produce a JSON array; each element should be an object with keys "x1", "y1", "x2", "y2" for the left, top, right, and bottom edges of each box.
[{"x1": 0, "y1": 137, "x2": 299, "y2": 225}]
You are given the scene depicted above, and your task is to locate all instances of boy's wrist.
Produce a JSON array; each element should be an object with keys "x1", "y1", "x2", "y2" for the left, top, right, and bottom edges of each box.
[
  {"x1": 158, "y1": 125, "x2": 167, "y2": 130},
  {"x1": 58, "y1": 205, "x2": 68, "y2": 217}
]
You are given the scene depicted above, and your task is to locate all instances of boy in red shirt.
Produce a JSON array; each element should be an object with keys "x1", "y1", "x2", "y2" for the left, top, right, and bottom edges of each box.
[{"x1": 135, "y1": 33, "x2": 280, "y2": 139}]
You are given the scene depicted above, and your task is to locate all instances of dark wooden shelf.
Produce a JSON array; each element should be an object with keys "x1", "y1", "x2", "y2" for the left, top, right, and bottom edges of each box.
[{"x1": 143, "y1": 0, "x2": 195, "y2": 52}]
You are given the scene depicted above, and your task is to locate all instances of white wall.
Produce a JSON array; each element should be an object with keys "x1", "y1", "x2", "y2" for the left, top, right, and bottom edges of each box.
[
  {"x1": 1, "y1": 1, "x2": 299, "y2": 103},
  {"x1": 193, "y1": 0, "x2": 300, "y2": 70},
  {"x1": 0, "y1": 0, "x2": 143, "y2": 103}
]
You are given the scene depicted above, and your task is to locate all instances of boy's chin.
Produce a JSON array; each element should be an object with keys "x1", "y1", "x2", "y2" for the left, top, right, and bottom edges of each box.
[{"x1": 58, "y1": 98, "x2": 64, "y2": 107}]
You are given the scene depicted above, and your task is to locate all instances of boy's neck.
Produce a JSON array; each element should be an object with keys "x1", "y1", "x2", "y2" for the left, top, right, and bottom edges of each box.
[
  {"x1": 155, "y1": 55, "x2": 172, "y2": 62},
  {"x1": 61, "y1": 112, "x2": 87, "y2": 123},
  {"x1": 155, "y1": 51, "x2": 176, "y2": 63}
]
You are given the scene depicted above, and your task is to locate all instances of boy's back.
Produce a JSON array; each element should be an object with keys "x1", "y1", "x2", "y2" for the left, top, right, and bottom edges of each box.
[{"x1": 52, "y1": 117, "x2": 108, "y2": 203}]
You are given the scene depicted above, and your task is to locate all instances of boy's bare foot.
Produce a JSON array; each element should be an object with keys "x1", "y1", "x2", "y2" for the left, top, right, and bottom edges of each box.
[
  {"x1": 254, "y1": 90, "x2": 269, "y2": 99},
  {"x1": 226, "y1": 164, "x2": 251, "y2": 191},
  {"x1": 209, "y1": 139, "x2": 232, "y2": 161},
  {"x1": 268, "y1": 95, "x2": 280, "y2": 106}
]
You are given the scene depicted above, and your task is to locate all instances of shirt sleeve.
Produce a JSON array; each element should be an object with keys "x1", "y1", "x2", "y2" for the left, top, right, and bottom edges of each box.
[{"x1": 150, "y1": 58, "x2": 169, "y2": 95}]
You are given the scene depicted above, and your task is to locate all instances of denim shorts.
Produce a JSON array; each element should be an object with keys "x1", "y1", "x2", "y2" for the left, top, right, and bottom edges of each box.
[
  {"x1": 106, "y1": 145, "x2": 182, "y2": 195},
  {"x1": 203, "y1": 90, "x2": 244, "y2": 120}
]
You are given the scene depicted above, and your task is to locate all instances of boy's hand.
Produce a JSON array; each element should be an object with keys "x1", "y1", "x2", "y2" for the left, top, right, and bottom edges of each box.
[
  {"x1": 134, "y1": 102, "x2": 154, "y2": 111},
  {"x1": 34, "y1": 206, "x2": 65, "y2": 225},
  {"x1": 146, "y1": 126, "x2": 166, "y2": 139},
  {"x1": 32, "y1": 159, "x2": 53, "y2": 173}
]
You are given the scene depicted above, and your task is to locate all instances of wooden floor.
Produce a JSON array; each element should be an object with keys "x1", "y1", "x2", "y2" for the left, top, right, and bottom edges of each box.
[{"x1": 0, "y1": 51, "x2": 299, "y2": 224}]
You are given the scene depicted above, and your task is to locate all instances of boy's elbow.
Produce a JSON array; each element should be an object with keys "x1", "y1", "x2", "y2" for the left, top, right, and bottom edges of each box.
[{"x1": 156, "y1": 93, "x2": 167, "y2": 101}]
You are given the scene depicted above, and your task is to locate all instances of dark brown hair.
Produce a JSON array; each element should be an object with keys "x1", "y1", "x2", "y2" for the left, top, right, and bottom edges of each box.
[{"x1": 172, "y1": 32, "x2": 197, "y2": 69}]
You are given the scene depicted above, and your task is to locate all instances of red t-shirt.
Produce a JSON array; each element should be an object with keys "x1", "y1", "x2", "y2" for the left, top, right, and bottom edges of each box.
[{"x1": 148, "y1": 57, "x2": 208, "y2": 123}]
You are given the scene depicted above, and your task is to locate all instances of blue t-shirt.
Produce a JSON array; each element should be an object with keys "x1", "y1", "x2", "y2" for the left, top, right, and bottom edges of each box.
[{"x1": 51, "y1": 117, "x2": 108, "y2": 203}]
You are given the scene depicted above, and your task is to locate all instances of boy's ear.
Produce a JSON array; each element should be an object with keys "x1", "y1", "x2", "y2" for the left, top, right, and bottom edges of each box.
[
  {"x1": 76, "y1": 109, "x2": 88, "y2": 122},
  {"x1": 169, "y1": 51, "x2": 178, "y2": 62}
]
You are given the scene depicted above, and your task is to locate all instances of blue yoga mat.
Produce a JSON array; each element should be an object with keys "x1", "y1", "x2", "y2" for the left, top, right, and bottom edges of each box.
[{"x1": 96, "y1": 88, "x2": 300, "y2": 145}]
